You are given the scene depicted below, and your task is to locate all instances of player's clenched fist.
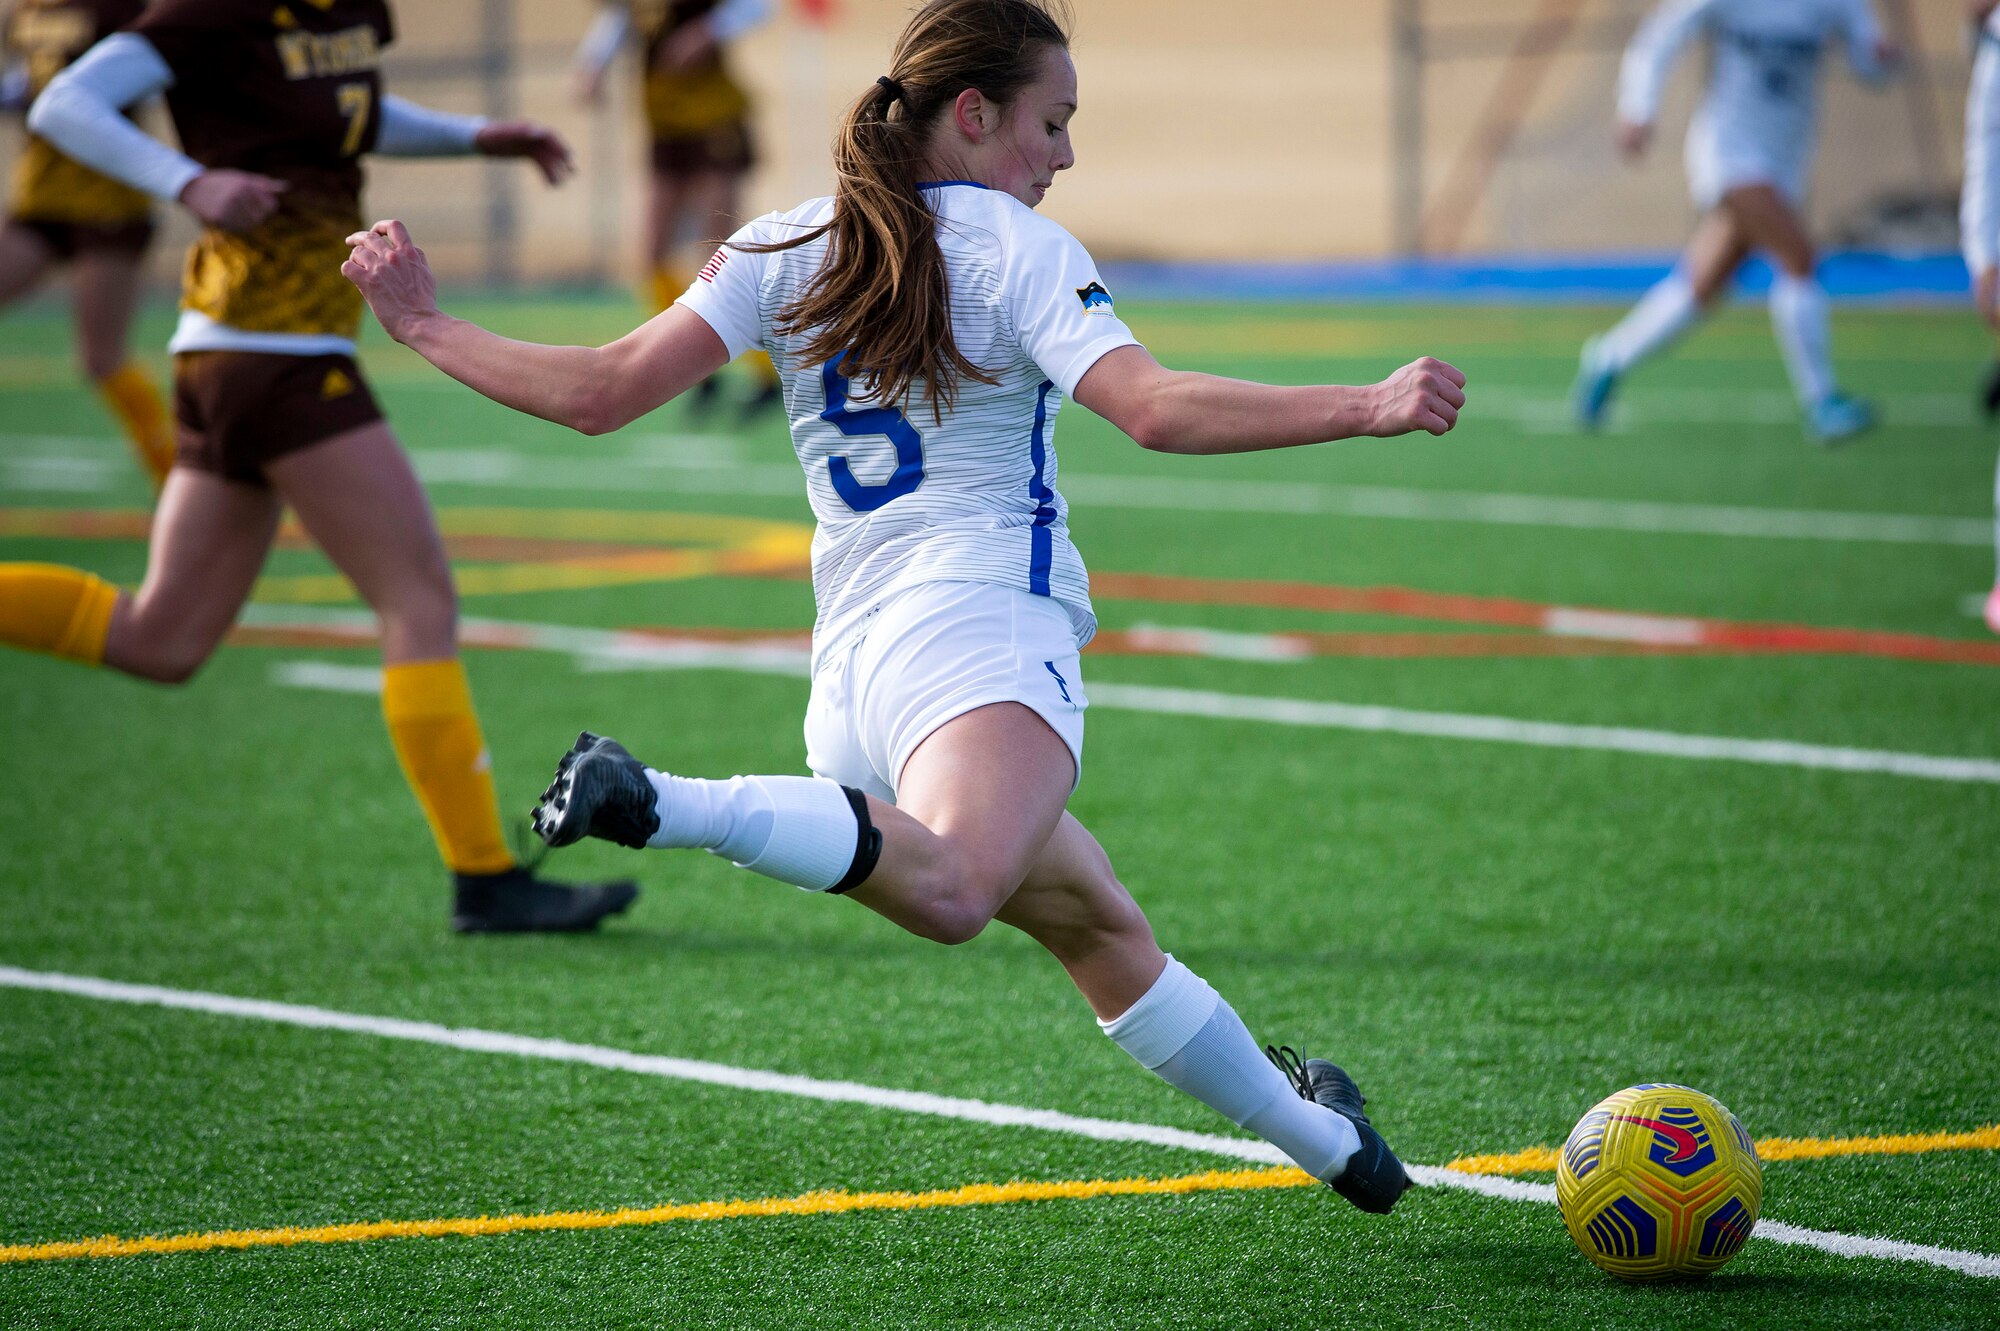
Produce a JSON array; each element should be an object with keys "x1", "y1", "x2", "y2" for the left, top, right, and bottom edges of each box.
[
  {"x1": 1365, "y1": 356, "x2": 1467, "y2": 437},
  {"x1": 342, "y1": 219, "x2": 439, "y2": 345}
]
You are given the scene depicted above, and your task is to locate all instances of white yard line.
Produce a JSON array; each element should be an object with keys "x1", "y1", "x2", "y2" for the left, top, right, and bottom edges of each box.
[
  {"x1": 1085, "y1": 683, "x2": 2000, "y2": 786},
  {"x1": 0, "y1": 964, "x2": 1992, "y2": 1278},
  {"x1": 3, "y1": 432, "x2": 1989, "y2": 547},
  {"x1": 261, "y1": 611, "x2": 2000, "y2": 785}
]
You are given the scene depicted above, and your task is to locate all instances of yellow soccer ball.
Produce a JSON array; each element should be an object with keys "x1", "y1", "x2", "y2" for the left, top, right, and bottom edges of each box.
[{"x1": 1556, "y1": 1084, "x2": 1763, "y2": 1282}]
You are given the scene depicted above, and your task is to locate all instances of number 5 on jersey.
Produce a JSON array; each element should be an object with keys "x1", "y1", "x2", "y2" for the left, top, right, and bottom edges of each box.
[{"x1": 820, "y1": 354, "x2": 925, "y2": 512}]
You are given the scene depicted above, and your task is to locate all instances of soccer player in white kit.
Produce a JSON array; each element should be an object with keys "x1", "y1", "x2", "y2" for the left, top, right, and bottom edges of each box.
[
  {"x1": 1962, "y1": 0, "x2": 2000, "y2": 634},
  {"x1": 344, "y1": 0, "x2": 1468, "y2": 1214},
  {"x1": 1573, "y1": 0, "x2": 1898, "y2": 442}
]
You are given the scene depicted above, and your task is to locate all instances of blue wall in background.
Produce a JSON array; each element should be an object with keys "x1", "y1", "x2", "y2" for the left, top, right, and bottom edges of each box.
[{"x1": 1098, "y1": 252, "x2": 1969, "y2": 304}]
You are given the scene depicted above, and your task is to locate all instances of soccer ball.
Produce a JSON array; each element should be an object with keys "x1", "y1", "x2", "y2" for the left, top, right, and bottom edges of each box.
[{"x1": 1555, "y1": 1083, "x2": 1763, "y2": 1282}]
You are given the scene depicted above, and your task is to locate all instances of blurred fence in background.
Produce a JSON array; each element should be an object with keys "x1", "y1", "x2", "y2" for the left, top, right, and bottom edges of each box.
[{"x1": 0, "y1": 0, "x2": 1979, "y2": 290}]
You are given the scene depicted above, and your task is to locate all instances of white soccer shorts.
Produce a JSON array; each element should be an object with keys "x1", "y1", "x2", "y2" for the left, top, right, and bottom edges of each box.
[
  {"x1": 804, "y1": 579, "x2": 1088, "y2": 804},
  {"x1": 1685, "y1": 112, "x2": 1808, "y2": 210}
]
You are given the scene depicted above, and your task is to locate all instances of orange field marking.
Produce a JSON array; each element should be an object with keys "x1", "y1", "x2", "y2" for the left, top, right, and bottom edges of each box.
[
  {"x1": 8, "y1": 505, "x2": 1998, "y2": 665},
  {"x1": 0, "y1": 1167, "x2": 1316, "y2": 1265},
  {"x1": 1447, "y1": 1124, "x2": 2000, "y2": 1177}
]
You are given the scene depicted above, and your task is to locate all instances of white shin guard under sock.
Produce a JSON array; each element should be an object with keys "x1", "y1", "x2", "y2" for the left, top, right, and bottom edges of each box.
[
  {"x1": 1100, "y1": 956, "x2": 1360, "y2": 1182},
  {"x1": 1771, "y1": 272, "x2": 1835, "y2": 408},
  {"x1": 644, "y1": 770, "x2": 864, "y2": 892},
  {"x1": 1593, "y1": 271, "x2": 1699, "y2": 374}
]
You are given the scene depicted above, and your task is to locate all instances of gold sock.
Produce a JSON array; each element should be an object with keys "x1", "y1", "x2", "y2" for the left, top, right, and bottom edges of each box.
[
  {"x1": 0, "y1": 563, "x2": 118, "y2": 664},
  {"x1": 744, "y1": 350, "x2": 780, "y2": 388},
  {"x1": 96, "y1": 364, "x2": 175, "y2": 489},
  {"x1": 647, "y1": 264, "x2": 692, "y2": 316},
  {"x1": 381, "y1": 658, "x2": 516, "y2": 876}
]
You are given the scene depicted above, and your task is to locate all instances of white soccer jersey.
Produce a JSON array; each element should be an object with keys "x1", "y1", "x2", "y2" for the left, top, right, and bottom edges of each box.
[
  {"x1": 677, "y1": 182, "x2": 1139, "y2": 664},
  {"x1": 1618, "y1": 0, "x2": 1890, "y2": 206},
  {"x1": 1964, "y1": 11, "x2": 2000, "y2": 276}
]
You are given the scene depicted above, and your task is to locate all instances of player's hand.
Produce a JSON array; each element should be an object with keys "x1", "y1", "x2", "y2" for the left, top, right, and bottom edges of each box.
[
  {"x1": 342, "y1": 219, "x2": 438, "y2": 345},
  {"x1": 179, "y1": 169, "x2": 287, "y2": 233},
  {"x1": 1615, "y1": 119, "x2": 1652, "y2": 161},
  {"x1": 1366, "y1": 357, "x2": 1466, "y2": 437},
  {"x1": 474, "y1": 120, "x2": 576, "y2": 186},
  {"x1": 659, "y1": 21, "x2": 718, "y2": 73},
  {"x1": 1977, "y1": 266, "x2": 2000, "y2": 333}
]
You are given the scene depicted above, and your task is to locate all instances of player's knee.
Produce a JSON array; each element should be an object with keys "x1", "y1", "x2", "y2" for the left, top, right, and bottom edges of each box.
[
  {"x1": 376, "y1": 568, "x2": 457, "y2": 640},
  {"x1": 908, "y1": 895, "x2": 993, "y2": 947},
  {"x1": 906, "y1": 853, "x2": 1021, "y2": 946},
  {"x1": 120, "y1": 635, "x2": 211, "y2": 685}
]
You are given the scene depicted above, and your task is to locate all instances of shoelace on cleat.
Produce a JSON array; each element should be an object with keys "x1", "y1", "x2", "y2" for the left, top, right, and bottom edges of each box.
[{"x1": 1265, "y1": 1044, "x2": 1312, "y2": 1101}]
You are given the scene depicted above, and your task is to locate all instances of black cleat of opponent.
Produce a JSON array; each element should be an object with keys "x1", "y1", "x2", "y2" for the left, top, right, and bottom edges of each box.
[
  {"x1": 450, "y1": 866, "x2": 638, "y2": 934},
  {"x1": 1981, "y1": 361, "x2": 2000, "y2": 420},
  {"x1": 1267, "y1": 1045, "x2": 1414, "y2": 1215},
  {"x1": 531, "y1": 731, "x2": 661, "y2": 850}
]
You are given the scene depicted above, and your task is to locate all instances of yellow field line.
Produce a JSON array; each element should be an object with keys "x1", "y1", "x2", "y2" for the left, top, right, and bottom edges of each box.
[
  {"x1": 1447, "y1": 1124, "x2": 2000, "y2": 1177},
  {"x1": 0, "y1": 1167, "x2": 1317, "y2": 1265}
]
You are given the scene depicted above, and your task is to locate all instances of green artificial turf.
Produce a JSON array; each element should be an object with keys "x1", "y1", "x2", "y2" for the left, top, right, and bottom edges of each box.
[{"x1": 2, "y1": 295, "x2": 1996, "y2": 1329}]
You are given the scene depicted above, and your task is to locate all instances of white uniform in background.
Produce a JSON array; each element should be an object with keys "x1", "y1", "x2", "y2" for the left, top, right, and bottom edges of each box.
[
  {"x1": 1962, "y1": 7, "x2": 2000, "y2": 626},
  {"x1": 1619, "y1": 0, "x2": 1891, "y2": 208},
  {"x1": 678, "y1": 181, "x2": 1140, "y2": 801},
  {"x1": 1578, "y1": 0, "x2": 1892, "y2": 438},
  {"x1": 1963, "y1": 10, "x2": 2000, "y2": 293}
]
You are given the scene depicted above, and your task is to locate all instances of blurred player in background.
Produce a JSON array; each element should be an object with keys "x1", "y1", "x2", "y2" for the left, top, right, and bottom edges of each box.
[
  {"x1": 1965, "y1": 0, "x2": 2000, "y2": 633},
  {"x1": 1574, "y1": 0, "x2": 1899, "y2": 443},
  {"x1": 1, "y1": 0, "x2": 173, "y2": 488},
  {"x1": 348, "y1": 0, "x2": 1471, "y2": 1215},
  {"x1": 573, "y1": 0, "x2": 780, "y2": 418},
  {"x1": 0, "y1": 0, "x2": 637, "y2": 932}
]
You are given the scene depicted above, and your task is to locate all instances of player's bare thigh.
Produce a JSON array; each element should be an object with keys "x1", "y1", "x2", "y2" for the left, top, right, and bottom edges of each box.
[
  {"x1": 0, "y1": 222, "x2": 55, "y2": 306},
  {"x1": 265, "y1": 420, "x2": 457, "y2": 664},
  {"x1": 1684, "y1": 209, "x2": 1753, "y2": 307},
  {"x1": 69, "y1": 248, "x2": 145, "y2": 381},
  {"x1": 1717, "y1": 183, "x2": 1815, "y2": 279},
  {"x1": 103, "y1": 468, "x2": 283, "y2": 683},
  {"x1": 844, "y1": 701, "x2": 1075, "y2": 945}
]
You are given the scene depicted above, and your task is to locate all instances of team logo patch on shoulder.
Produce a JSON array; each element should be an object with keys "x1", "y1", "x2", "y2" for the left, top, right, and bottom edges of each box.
[{"x1": 1075, "y1": 281, "x2": 1115, "y2": 316}]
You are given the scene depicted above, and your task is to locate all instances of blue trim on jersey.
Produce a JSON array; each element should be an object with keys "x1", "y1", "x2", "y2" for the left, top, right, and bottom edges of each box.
[
  {"x1": 1027, "y1": 380, "x2": 1056, "y2": 597},
  {"x1": 916, "y1": 179, "x2": 990, "y2": 190}
]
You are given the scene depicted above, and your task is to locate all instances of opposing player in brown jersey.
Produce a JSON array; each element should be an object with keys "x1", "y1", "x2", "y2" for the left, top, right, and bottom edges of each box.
[
  {"x1": 574, "y1": 0, "x2": 780, "y2": 417},
  {"x1": 0, "y1": 0, "x2": 639, "y2": 932},
  {"x1": 2, "y1": 0, "x2": 173, "y2": 486}
]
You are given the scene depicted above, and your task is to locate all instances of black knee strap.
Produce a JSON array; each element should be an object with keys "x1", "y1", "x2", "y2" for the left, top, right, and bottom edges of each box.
[{"x1": 829, "y1": 786, "x2": 882, "y2": 895}]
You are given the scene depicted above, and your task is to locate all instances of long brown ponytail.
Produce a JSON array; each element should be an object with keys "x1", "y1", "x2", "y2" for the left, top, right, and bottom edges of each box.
[{"x1": 741, "y1": 0, "x2": 1071, "y2": 417}]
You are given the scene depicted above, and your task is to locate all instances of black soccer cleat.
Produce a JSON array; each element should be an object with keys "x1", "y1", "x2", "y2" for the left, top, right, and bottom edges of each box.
[
  {"x1": 531, "y1": 731, "x2": 661, "y2": 850},
  {"x1": 450, "y1": 866, "x2": 638, "y2": 934},
  {"x1": 1982, "y1": 361, "x2": 2000, "y2": 420},
  {"x1": 1267, "y1": 1045, "x2": 1414, "y2": 1215}
]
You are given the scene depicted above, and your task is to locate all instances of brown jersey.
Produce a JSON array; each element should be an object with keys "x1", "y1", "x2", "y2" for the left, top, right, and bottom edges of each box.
[
  {"x1": 632, "y1": 0, "x2": 748, "y2": 140},
  {"x1": 4, "y1": 0, "x2": 151, "y2": 225},
  {"x1": 131, "y1": 0, "x2": 392, "y2": 338}
]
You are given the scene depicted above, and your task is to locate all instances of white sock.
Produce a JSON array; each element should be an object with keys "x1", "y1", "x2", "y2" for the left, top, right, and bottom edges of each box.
[
  {"x1": 1592, "y1": 271, "x2": 1698, "y2": 374},
  {"x1": 1771, "y1": 272, "x2": 1835, "y2": 408},
  {"x1": 1099, "y1": 956, "x2": 1360, "y2": 1181},
  {"x1": 644, "y1": 770, "x2": 860, "y2": 892}
]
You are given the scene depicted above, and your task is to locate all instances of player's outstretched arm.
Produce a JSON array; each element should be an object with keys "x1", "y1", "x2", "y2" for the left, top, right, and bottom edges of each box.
[
  {"x1": 374, "y1": 96, "x2": 575, "y2": 185},
  {"x1": 1073, "y1": 344, "x2": 1465, "y2": 455},
  {"x1": 343, "y1": 220, "x2": 726, "y2": 434}
]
